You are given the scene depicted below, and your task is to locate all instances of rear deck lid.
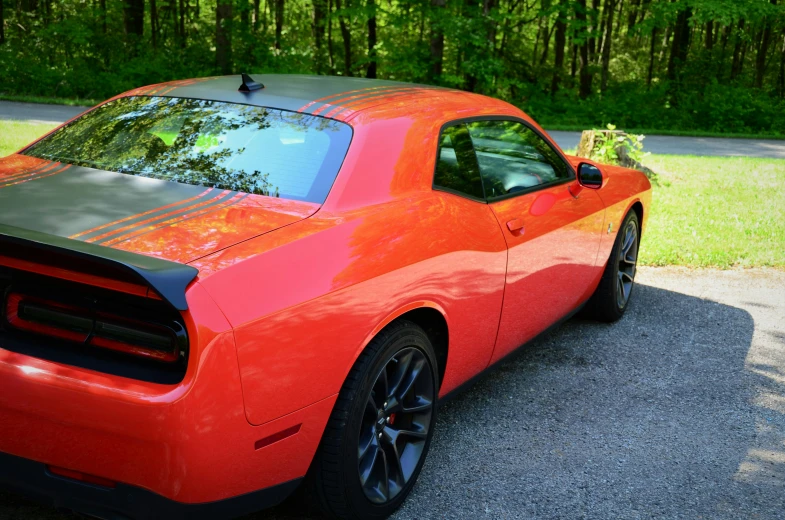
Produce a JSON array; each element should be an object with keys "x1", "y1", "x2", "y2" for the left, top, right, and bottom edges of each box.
[{"x1": 0, "y1": 155, "x2": 320, "y2": 264}]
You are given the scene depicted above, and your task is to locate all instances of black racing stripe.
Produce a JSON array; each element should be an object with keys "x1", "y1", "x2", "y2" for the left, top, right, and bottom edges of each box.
[
  {"x1": 76, "y1": 188, "x2": 225, "y2": 242},
  {"x1": 0, "y1": 166, "x2": 211, "y2": 239},
  {"x1": 93, "y1": 190, "x2": 239, "y2": 245}
]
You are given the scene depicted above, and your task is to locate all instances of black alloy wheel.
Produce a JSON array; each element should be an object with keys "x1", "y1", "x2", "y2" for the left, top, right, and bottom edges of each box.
[
  {"x1": 358, "y1": 346, "x2": 434, "y2": 504},
  {"x1": 585, "y1": 210, "x2": 641, "y2": 322},
  {"x1": 310, "y1": 320, "x2": 439, "y2": 519}
]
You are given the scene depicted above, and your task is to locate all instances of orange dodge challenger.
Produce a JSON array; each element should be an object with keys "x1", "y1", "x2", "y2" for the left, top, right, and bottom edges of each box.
[{"x1": 0, "y1": 74, "x2": 651, "y2": 519}]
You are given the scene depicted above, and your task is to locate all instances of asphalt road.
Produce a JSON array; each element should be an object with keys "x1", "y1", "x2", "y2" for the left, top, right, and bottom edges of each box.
[
  {"x1": 2, "y1": 267, "x2": 785, "y2": 519},
  {"x1": 2, "y1": 101, "x2": 785, "y2": 158}
]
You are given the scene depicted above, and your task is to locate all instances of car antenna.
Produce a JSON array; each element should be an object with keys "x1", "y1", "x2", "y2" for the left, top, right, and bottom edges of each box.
[{"x1": 239, "y1": 73, "x2": 264, "y2": 92}]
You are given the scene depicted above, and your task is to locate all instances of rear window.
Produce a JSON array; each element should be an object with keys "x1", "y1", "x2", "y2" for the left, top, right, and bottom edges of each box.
[{"x1": 23, "y1": 96, "x2": 353, "y2": 203}]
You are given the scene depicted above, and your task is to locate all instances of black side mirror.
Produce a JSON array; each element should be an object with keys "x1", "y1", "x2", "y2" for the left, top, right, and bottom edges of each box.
[{"x1": 578, "y1": 163, "x2": 603, "y2": 189}]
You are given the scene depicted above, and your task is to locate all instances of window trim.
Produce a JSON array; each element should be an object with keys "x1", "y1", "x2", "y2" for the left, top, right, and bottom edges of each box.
[{"x1": 432, "y1": 115, "x2": 576, "y2": 204}]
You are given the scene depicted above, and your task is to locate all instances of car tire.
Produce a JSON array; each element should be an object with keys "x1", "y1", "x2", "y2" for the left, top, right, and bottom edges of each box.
[
  {"x1": 310, "y1": 320, "x2": 439, "y2": 519},
  {"x1": 585, "y1": 210, "x2": 641, "y2": 323}
]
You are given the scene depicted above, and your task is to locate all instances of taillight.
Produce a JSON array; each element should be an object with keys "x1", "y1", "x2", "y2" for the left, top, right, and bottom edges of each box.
[{"x1": 4, "y1": 291, "x2": 183, "y2": 363}]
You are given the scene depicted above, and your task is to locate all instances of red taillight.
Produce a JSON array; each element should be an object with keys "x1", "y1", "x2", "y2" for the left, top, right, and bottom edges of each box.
[{"x1": 4, "y1": 291, "x2": 181, "y2": 363}]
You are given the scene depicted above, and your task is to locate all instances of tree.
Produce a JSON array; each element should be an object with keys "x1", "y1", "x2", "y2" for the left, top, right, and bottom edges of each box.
[
  {"x1": 428, "y1": 0, "x2": 446, "y2": 82},
  {"x1": 600, "y1": 0, "x2": 616, "y2": 91},
  {"x1": 124, "y1": 0, "x2": 145, "y2": 38},
  {"x1": 551, "y1": 1, "x2": 568, "y2": 96},
  {"x1": 366, "y1": 0, "x2": 377, "y2": 78},
  {"x1": 576, "y1": 0, "x2": 593, "y2": 98},
  {"x1": 216, "y1": 0, "x2": 232, "y2": 74},
  {"x1": 666, "y1": 4, "x2": 692, "y2": 83}
]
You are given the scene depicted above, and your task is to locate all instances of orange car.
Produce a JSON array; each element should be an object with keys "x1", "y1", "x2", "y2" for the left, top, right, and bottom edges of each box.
[{"x1": 0, "y1": 74, "x2": 650, "y2": 519}]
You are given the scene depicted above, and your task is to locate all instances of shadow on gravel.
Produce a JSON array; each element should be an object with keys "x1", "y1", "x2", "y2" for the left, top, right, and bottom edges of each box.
[{"x1": 2, "y1": 281, "x2": 779, "y2": 519}]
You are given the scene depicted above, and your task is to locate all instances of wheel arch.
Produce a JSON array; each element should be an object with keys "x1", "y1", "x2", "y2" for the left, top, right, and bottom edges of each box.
[{"x1": 357, "y1": 302, "x2": 449, "y2": 389}]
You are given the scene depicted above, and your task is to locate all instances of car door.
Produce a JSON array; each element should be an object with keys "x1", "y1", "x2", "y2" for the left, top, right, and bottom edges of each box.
[{"x1": 459, "y1": 119, "x2": 606, "y2": 364}]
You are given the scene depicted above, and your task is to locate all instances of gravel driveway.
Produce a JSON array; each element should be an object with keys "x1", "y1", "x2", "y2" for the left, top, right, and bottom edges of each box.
[{"x1": 1, "y1": 267, "x2": 784, "y2": 519}]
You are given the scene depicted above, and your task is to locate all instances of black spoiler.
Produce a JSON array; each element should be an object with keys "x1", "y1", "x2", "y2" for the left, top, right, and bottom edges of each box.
[{"x1": 0, "y1": 224, "x2": 198, "y2": 311}]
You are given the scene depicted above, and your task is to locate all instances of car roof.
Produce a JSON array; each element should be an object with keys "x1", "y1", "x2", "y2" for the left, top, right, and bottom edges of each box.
[{"x1": 119, "y1": 74, "x2": 506, "y2": 123}]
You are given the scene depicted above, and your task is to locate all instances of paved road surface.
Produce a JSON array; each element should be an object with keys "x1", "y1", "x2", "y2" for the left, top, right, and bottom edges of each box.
[
  {"x1": 1, "y1": 101, "x2": 784, "y2": 158},
  {"x1": 0, "y1": 101, "x2": 86, "y2": 125},
  {"x1": 547, "y1": 130, "x2": 785, "y2": 159},
  {"x1": 2, "y1": 267, "x2": 785, "y2": 519}
]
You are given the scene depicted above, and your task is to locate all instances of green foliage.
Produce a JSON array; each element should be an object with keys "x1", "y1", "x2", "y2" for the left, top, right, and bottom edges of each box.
[
  {"x1": 590, "y1": 124, "x2": 649, "y2": 166},
  {"x1": 0, "y1": 0, "x2": 784, "y2": 134}
]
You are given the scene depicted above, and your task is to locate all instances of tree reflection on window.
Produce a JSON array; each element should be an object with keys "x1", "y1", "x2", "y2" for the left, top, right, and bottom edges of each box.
[{"x1": 24, "y1": 96, "x2": 352, "y2": 203}]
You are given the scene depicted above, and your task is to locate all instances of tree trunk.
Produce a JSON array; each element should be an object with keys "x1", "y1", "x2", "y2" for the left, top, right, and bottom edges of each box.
[
  {"x1": 576, "y1": 0, "x2": 593, "y2": 98},
  {"x1": 335, "y1": 0, "x2": 352, "y2": 75},
  {"x1": 647, "y1": 26, "x2": 657, "y2": 87},
  {"x1": 124, "y1": 0, "x2": 145, "y2": 37},
  {"x1": 216, "y1": 0, "x2": 232, "y2": 74},
  {"x1": 100, "y1": 0, "x2": 107, "y2": 33},
  {"x1": 540, "y1": 19, "x2": 553, "y2": 65},
  {"x1": 313, "y1": 0, "x2": 327, "y2": 71},
  {"x1": 779, "y1": 34, "x2": 785, "y2": 97},
  {"x1": 600, "y1": 0, "x2": 615, "y2": 91},
  {"x1": 366, "y1": 0, "x2": 377, "y2": 78},
  {"x1": 428, "y1": 0, "x2": 446, "y2": 82},
  {"x1": 274, "y1": 0, "x2": 284, "y2": 49},
  {"x1": 550, "y1": 7, "x2": 567, "y2": 96},
  {"x1": 614, "y1": 0, "x2": 624, "y2": 37},
  {"x1": 666, "y1": 6, "x2": 692, "y2": 82},
  {"x1": 730, "y1": 19, "x2": 746, "y2": 81},
  {"x1": 588, "y1": 0, "x2": 600, "y2": 62},
  {"x1": 327, "y1": 0, "x2": 336, "y2": 72},
  {"x1": 179, "y1": 0, "x2": 186, "y2": 45},
  {"x1": 755, "y1": 0, "x2": 776, "y2": 89},
  {"x1": 627, "y1": 0, "x2": 639, "y2": 34},
  {"x1": 151, "y1": 0, "x2": 158, "y2": 48},
  {"x1": 705, "y1": 20, "x2": 713, "y2": 51},
  {"x1": 253, "y1": 0, "x2": 261, "y2": 31}
]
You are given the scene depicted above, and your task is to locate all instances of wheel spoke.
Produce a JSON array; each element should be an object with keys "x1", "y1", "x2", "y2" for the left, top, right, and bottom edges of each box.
[
  {"x1": 359, "y1": 443, "x2": 381, "y2": 485},
  {"x1": 379, "y1": 448, "x2": 390, "y2": 501},
  {"x1": 387, "y1": 350, "x2": 414, "y2": 398},
  {"x1": 396, "y1": 427, "x2": 428, "y2": 440},
  {"x1": 395, "y1": 356, "x2": 425, "y2": 401},
  {"x1": 401, "y1": 397, "x2": 433, "y2": 414}
]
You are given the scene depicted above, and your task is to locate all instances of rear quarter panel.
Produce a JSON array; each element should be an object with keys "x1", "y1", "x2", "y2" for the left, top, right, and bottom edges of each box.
[{"x1": 194, "y1": 193, "x2": 507, "y2": 426}]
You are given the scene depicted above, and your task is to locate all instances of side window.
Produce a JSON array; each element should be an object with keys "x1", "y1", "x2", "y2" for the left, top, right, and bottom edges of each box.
[
  {"x1": 466, "y1": 120, "x2": 571, "y2": 200},
  {"x1": 433, "y1": 123, "x2": 484, "y2": 200}
]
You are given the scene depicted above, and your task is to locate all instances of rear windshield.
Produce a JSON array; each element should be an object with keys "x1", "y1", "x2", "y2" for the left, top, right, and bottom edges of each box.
[{"x1": 23, "y1": 96, "x2": 353, "y2": 203}]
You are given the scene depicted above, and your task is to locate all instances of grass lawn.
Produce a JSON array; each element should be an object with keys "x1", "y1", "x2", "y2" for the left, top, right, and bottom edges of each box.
[
  {"x1": 0, "y1": 121, "x2": 56, "y2": 156},
  {"x1": 1, "y1": 121, "x2": 783, "y2": 268},
  {"x1": 640, "y1": 155, "x2": 785, "y2": 268}
]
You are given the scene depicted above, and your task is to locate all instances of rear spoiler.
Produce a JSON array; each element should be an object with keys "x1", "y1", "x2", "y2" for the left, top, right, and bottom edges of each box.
[{"x1": 0, "y1": 224, "x2": 197, "y2": 311}]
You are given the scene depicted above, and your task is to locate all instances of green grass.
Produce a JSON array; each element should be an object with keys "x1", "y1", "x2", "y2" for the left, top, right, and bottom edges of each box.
[
  {"x1": 1, "y1": 121, "x2": 783, "y2": 268},
  {"x1": 0, "y1": 94, "x2": 97, "y2": 107},
  {"x1": 0, "y1": 121, "x2": 57, "y2": 156},
  {"x1": 640, "y1": 155, "x2": 785, "y2": 268}
]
